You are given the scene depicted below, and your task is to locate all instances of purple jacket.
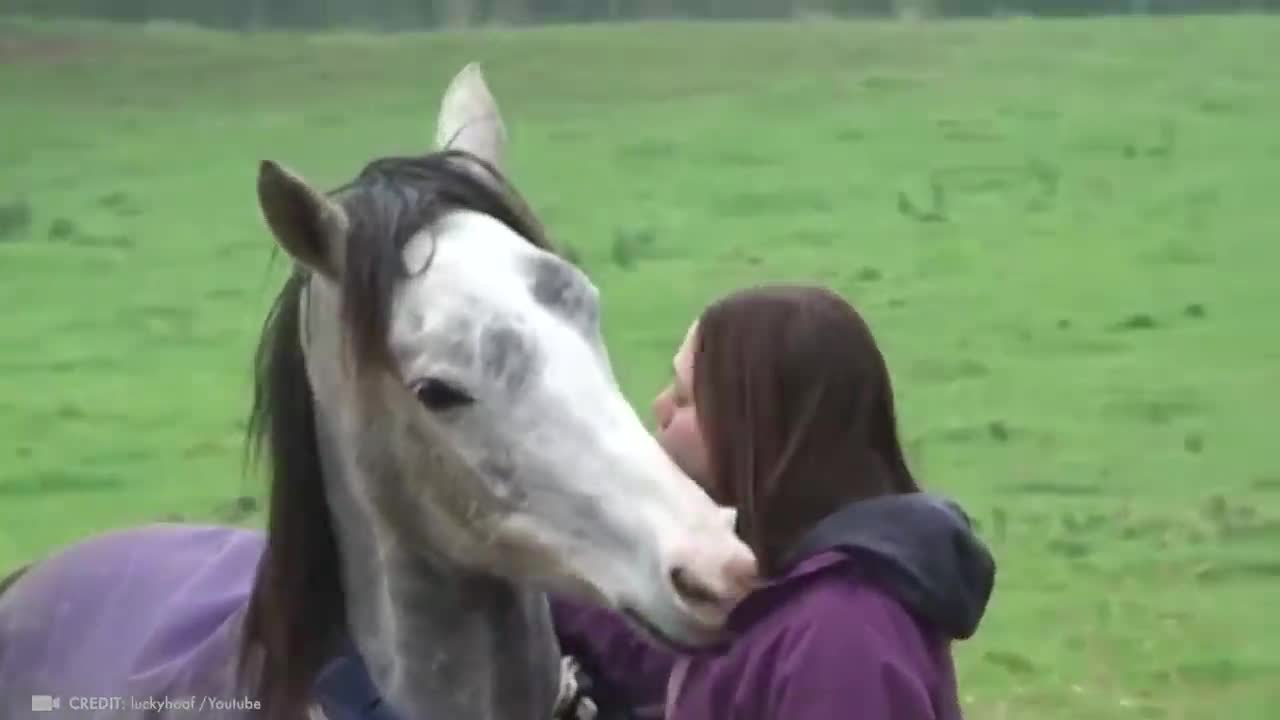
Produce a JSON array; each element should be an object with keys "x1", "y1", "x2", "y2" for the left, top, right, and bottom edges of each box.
[{"x1": 553, "y1": 492, "x2": 996, "y2": 720}]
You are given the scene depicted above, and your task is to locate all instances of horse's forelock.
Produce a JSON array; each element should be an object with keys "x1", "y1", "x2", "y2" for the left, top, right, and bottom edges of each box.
[{"x1": 333, "y1": 150, "x2": 555, "y2": 376}]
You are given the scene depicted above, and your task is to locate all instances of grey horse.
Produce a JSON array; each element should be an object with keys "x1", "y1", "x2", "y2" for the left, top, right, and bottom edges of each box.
[{"x1": 0, "y1": 63, "x2": 757, "y2": 720}]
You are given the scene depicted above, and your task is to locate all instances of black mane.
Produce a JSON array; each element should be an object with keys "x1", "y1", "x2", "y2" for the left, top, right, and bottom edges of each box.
[{"x1": 241, "y1": 150, "x2": 555, "y2": 719}]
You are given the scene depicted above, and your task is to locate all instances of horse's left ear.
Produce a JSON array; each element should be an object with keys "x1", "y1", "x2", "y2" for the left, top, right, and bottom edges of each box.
[
  {"x1": 435, "y1": 62, "x2": 507, "y2": 170},
  {"x1": 257, "y1": 160, "x2": 349, "y2": 280}
]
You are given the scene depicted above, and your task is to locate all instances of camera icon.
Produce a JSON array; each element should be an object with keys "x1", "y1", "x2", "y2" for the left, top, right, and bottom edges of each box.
[{"x1": 31, "y1": 695, "x2": 61, "y2": 712}]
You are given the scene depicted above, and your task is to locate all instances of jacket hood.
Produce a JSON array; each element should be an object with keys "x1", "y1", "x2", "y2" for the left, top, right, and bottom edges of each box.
[{"x1": 781, "y1": 492, "x2": 996, "y2": 640}]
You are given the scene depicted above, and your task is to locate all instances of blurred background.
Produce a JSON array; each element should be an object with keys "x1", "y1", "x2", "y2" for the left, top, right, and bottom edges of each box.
[
  {"x1": 5, "y1": 0, "x2": 1280, "y2": 28},
  {"x1": 1, "y1": 2, "x2": 1277, "y2": 718}
]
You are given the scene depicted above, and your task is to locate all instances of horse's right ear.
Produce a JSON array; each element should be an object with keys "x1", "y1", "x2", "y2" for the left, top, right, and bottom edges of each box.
[
  {"x1": 435, "y1": 63, "x2": 507, "y2": 170},
  {"x1": 257, "y1": 160, "x2": 349, "y2": 279}
]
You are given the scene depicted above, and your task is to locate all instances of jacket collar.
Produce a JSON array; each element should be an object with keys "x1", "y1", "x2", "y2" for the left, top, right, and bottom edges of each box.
[{"x1": 725, "y1": 550, "x2": 849, "y2": 633}]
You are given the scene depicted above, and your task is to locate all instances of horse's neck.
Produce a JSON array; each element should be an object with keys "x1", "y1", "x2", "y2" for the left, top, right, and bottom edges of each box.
[
  {"x1": 299, "y1": 279, "x2": 559, "y2": 718},
  {"x1": 316, "y1": 411, "x2": 560, "y2": 720}
]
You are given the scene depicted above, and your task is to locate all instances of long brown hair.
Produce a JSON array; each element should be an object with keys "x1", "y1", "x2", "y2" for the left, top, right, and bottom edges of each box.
[{"x1": 692, "y1": 284, "x2": 918, "y2": 576}]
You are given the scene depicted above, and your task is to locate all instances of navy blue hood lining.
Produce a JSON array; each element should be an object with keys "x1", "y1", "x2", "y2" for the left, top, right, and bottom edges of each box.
[{"x1": 781, "y1": 492, "x2": 996, "y2": 640}]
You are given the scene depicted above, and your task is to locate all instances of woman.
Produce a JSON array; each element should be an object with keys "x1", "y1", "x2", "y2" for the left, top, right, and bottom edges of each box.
[{"x1": 553, "y1": 284, "x2": 996, "y2": 720}]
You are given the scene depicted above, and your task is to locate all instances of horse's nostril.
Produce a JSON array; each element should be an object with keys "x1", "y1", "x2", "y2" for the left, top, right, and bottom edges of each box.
[{"x1": 669, "y1": 566, "x2": 720, "y2": 608}]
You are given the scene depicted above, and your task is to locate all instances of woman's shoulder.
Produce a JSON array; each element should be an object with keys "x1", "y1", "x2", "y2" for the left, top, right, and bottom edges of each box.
[
  {"x1": 727, "y1": 551, "x2": 951, "y2": 677},
  {"x1": 674, "y1": 554, "x2": 955, "y2": 720}
]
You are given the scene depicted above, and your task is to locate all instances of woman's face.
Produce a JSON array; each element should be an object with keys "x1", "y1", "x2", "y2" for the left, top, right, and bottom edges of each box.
[{"x1": 652, "y1": 320, "x2": 712, "y2": 489}]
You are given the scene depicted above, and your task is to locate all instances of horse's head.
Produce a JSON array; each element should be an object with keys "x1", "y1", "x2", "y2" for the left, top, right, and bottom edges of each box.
[{"x1": 254, "y1": 64, "x2": 756, "y2": 647}]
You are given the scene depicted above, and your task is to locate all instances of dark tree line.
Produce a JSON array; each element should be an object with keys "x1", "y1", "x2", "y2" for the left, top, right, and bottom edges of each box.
[{"x1": 1, "y1": 0, "x2": 1274, "y2": 30}]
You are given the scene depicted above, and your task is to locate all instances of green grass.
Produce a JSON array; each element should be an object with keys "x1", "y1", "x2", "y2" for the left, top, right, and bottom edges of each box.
[{"x1": 2, "y1": 13, "x2": 1279, "y2": 719}]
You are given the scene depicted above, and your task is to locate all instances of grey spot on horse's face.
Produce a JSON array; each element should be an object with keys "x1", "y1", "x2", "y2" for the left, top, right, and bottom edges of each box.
[
  {"x1": 480, "y1": 321, "x2": 538, "y2": 393},
  {"x1": 439, "y1": 337, "x2": 477, "y2": 371},
  {"x1": 389, "y1": 311, "x2": 476, "y2": 375},
  {"x1": 525, "y1": 255, "x2": 599, "y2": 332}
]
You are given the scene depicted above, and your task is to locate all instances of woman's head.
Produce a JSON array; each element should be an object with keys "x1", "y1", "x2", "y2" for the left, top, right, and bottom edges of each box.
[{"x1": 652, "y1": 284, "x2": 918, "y2": 575}]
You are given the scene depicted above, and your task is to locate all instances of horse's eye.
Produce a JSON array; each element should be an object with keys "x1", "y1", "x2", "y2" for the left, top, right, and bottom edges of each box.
[{"x1": 412, "y1": 378, "x2": 475, "y2": 412}]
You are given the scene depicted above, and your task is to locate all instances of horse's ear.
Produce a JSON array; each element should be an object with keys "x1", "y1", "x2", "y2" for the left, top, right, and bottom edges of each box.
[
  {"x1": 435, "y1": 62, "x2": 507, "y2": 170},
  {"x1": 257, "y1": 160, "x2": 349, "y2": 279}
]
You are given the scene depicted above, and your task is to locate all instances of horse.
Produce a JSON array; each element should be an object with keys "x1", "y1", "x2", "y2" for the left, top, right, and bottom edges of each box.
[{"x1": 0, "y1": 63, "x2": 758, "y2": 720}]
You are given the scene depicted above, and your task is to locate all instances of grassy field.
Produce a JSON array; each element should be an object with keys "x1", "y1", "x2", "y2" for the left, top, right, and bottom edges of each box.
[{"x1": 2, "y1": 13, "x2": 1278, "y2": 718}]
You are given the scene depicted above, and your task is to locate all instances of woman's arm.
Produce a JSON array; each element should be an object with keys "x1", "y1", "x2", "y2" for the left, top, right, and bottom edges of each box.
[{"x1": 549, "y1": 595, "x2": 677, "y2": 714}]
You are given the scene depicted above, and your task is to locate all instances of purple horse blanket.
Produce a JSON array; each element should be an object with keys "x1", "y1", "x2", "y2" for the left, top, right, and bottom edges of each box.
[{"x1": 0, "y1": 524, "x2": 268, "y2": 719}]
